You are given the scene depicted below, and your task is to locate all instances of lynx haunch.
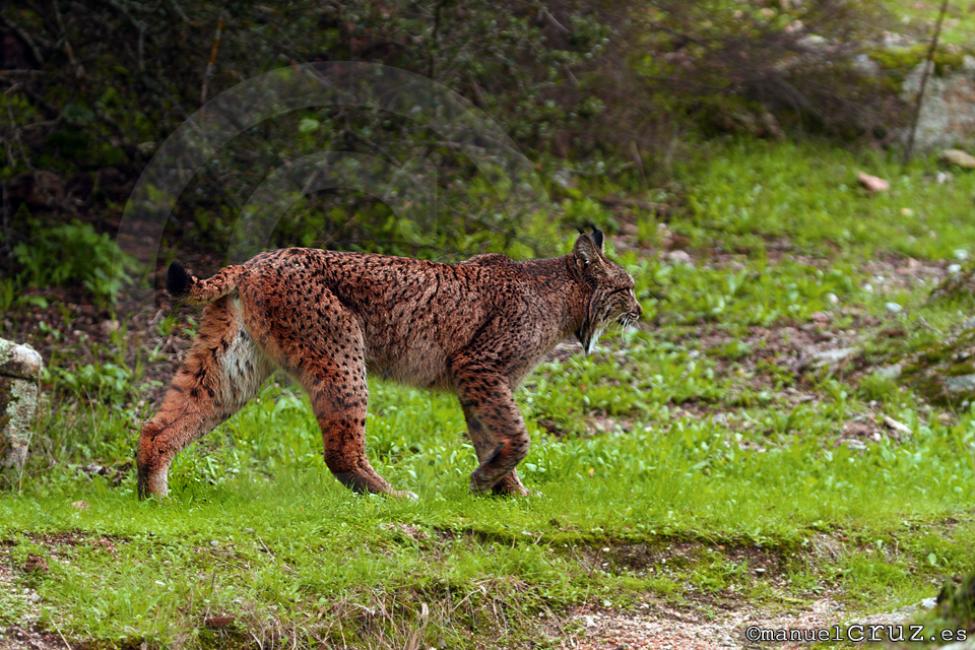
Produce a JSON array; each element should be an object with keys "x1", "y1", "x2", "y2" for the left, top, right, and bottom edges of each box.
[{"x1": 136, "y1": 228, "x2": 641, "y2": 499}]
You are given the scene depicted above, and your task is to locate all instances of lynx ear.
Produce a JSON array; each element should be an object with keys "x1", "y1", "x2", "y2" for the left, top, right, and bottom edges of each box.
[
  {"x1": 588, "y1": 225, "x2": 604, "y2": 249},
  {"x1": 573, "y1": 226, "x2": 604, "y2": 265}
]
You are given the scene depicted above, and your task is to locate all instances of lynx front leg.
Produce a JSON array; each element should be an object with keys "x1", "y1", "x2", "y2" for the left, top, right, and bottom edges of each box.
[
  {"x1": 311, "y1": 387, "x2": 415, "y2": 499},
  {"x1": 282, "y1": 349, "x2": 409, "y2": 497},
  {"x1": 462, "y1": 408, "x2": 530, "y2": 496},
  {"x1": 453, "y1": 368, "x2": 530, "y2": 494},
  {"x1": 310, "y1": 387, "x2": 400, "y2": 496}
]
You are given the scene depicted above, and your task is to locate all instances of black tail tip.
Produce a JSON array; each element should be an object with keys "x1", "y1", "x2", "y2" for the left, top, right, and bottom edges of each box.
[{"x1": 166, "y1": 261, "x2": 192, "y2": 297}]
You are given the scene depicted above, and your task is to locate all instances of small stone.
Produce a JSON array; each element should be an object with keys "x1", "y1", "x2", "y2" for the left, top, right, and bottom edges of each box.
[
  {"x1": 664, "y1": 250, "x2": 692, "y2": 265},
  {"x1": 883, "y1": 416, "x2": 912, "y2": 437},
  {"x1": 883, "y1": 31, "x2": 911, "y2": 48},
  {"x1": 955, "y1": 249, "x2": 970, "y2": 261},
  {"x1": 949, "y1": 264, "x2": 962, "y2": 274},
  {"x1": 71, "y1": 500, "x2": 89, "y2": 510},
  {"x1": 941, "y1": 149, "x2": 975, "y2": 170},
  {"x1": 798, "y1": 33, "x2": 827, "y2": 48},
  {"x1": 810, "y1": 347, "x2": 858, "y2": 368},
  {"x1": 936, "y1": 171, "x2": 953, "y2": 184},
  {"x1": 857, "y1": 172, "x2": 890, "y2": 193},
  {"x1": 946, "y1": 374, "x2": 975, "y2": 393},
  {"x1": 99, "y1": 320, "x2": 120, "y2": 336},
  {"x1": 876, "y1": 364, "x2": 902, "y2": 380},
  {"x1": 900, "y1": 207, "x2": 914, "y2": 217},
  {"x1": 885, "y1": 302, "x2": 903, "y2": 314},
  {"x1": 0, "y1": 339, "x2": 43, "y2": 380},
  {"x1": 826, "y1": 293, "x2": 839, "y2": 305}
]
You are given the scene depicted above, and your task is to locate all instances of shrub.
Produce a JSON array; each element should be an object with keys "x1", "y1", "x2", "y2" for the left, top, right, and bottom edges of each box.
[{"x1": 13, "y1": 219, "x2": 134, "y2": 307}]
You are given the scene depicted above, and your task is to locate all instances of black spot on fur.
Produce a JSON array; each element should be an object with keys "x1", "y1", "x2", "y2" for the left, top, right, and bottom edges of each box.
[{"x1": 167, "y1": 262, "x2": 192, "y2": 297}]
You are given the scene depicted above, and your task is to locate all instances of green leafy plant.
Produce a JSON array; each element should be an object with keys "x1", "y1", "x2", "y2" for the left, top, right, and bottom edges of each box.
[{"x1": 13, "y1": 220, "x2": 135, "y2": 307}]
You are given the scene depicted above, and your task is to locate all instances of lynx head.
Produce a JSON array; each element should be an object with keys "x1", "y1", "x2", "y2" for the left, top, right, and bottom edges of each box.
[{"x1": 572, "y1": 227, "x2": 642, "y2": 354}]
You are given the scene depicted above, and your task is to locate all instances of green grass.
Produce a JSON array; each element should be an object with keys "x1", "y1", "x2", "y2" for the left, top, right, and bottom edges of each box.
[
  {"x1": 673, "y1": 138, "x2": 975, "y2": 260},
  {"x1": 4, "y1": 138, "x2": 975, "y2": 647},
  {"x1": 4, "y1": 374, "x2": 975, "y2": 647},
  {"x1": 883, "y1": 0, "x2": 975, "y2": 47}
]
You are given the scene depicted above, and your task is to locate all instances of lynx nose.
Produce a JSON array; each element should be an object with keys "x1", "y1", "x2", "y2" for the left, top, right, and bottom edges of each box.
[{"x1": 629, "y1": 301, "x2": 642, "y2": 322}]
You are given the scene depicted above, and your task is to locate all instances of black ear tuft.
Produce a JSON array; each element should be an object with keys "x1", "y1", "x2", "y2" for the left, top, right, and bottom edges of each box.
[
  {"x1": 590, "y1": 225, "x2": 604, "y2": 249},
  {"x1": 166, "y1": 261, "x2": 192, "y2": 297}
]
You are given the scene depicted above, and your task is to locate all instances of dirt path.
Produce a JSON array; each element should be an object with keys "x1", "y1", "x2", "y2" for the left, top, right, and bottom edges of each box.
[{"x1": 561, "y1": 597, "x2": 938, "y2": 650}]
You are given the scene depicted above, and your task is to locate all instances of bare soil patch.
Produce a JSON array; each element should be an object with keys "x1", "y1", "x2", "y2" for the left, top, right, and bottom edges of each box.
[{"x1": 560, "y1": 595, "x2": 934, "y2": 650}]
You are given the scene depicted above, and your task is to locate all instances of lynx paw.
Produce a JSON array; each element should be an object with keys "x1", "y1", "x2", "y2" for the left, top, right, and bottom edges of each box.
[
  {"x1": 391, "y1": 489, "x2": 419, "y2": 501},
  {"x1": 470, "y1": 473, "x2": 530, "y2": 497}
]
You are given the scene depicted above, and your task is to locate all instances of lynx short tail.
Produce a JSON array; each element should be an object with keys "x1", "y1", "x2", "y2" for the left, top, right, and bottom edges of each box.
[{"x1": 167, "y1": 262, "x2": 245, "y2": 305}]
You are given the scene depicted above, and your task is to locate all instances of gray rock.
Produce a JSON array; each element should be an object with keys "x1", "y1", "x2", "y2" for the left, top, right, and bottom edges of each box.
[
  {"x1": 945, "y1": 374, "x2": 975, "y2": 394},
  {"x1": 0, "y1": 338, "x2": 43, "y2": 476},
  {"x1": 876, "y1": 364, "x2": 903, "y2": 380},
  {"x1": 883, "y1": 415, "x2": 912, "y2": 437},
  {"x1": 809, "y1": 347, "x2": 858, "y2": 368},
  {"x1": 902, "y1": 63, "x2": 975, "y2": 150},
  {"x1": 664, "y1": 250, "x2": 693, "y2": 265},
  {"x1": 939, "y1": 641, "x2": 975, "y2": 650}
]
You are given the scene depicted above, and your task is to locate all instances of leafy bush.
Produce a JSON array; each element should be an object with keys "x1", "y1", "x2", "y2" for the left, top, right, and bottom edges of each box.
[
  {"x1": 13, "y1": 220, "x2": 134, "y2": 307},
  {"x1": 45, "y1": 362, "x2": 133, "y2": 404}
]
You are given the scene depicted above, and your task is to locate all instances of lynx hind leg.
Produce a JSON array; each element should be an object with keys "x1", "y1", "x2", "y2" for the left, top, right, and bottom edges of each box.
[{"x1": 137, "y1": 297, "x2": 271, "y2": 498}]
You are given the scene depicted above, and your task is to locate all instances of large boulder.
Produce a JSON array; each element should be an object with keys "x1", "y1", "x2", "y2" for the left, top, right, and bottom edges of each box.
[
  {"x1": 902, "y1": 56, "x2": 975, "y2": 150},
  {"x1": 0, "y1": 338, "x2": 43, "y2": 478}
]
